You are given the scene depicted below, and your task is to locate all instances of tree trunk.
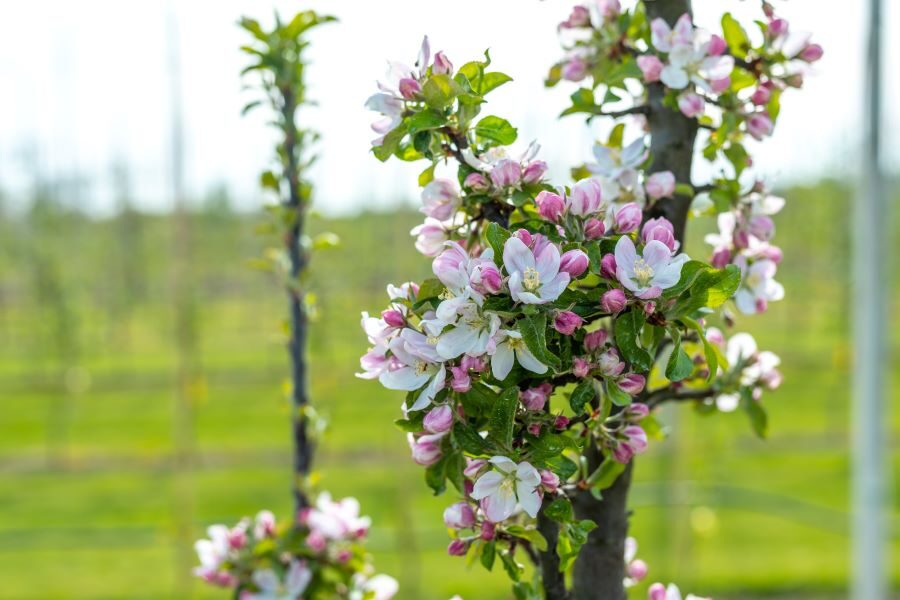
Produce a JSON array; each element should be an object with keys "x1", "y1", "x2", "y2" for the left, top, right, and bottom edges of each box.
[
  {"x1": 568, "y1": 1, "x2": 696, "y2": 598},
  {"x1": 282, "y1": 92, "x2": 313, "y2": 512},
  {"x1": 537, "y1": 500, "x2": 569, "y2": 600}
]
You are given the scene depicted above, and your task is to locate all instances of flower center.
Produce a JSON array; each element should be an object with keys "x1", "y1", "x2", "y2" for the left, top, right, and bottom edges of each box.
[
  {"x1": 633, "y1": 258, "x2": 655, "y2": 287},
  {"x1": 414, "y1": 360, "x2": 429, "y2": 375},
  {"x1": 523, "y1": 267, "x2": 541, "y2": 292},
  {"x1": 507, "y1": 337, "x2": 525, "y2": 351}
]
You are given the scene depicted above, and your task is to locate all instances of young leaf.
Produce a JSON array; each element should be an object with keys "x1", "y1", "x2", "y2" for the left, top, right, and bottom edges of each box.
[
  {"x1": 569, "y1": 378, "x2": 596, "y2": 414},
  {"x1": 505, "y1": 526, "x2": 548, "y2": 552},
  {"x1": 614, "y1": 310, "x2": 652, "y2": 371},
  {"x1": 453, "y1": 421, "x2": 489, "y2": 455},
  {"x1": 489, "y1": 387, "x2": 519, "y2": 449},
  {"x1": 543, "y1": 497, "x2": 574, "y2": 523},
  {"x1": 486, "y1": 222, "x2": 510, "y2": 259},
  {"x1": 519, "y1": 314, "x2": 562, "y2": 371},
  {"x1": 475, "y1": 115, "x2": 518, "y2": 145},
  {"x1": 721, "y1": 13, "x2": 751, "y2": 59},
  {"x1": 587, "y1": 455, "x2": 626, "y2": 490}
]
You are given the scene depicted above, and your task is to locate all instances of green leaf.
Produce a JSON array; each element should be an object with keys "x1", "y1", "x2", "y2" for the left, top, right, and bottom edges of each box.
[
  {"x1": 667, "y1": 265, "x2": 741, "y2": 318},
  {"x1": 518, "y1": 314, "x2": 562, "y2": 371},
  {"x1": 422, "y1": 74, "x2": 460, "y2": 110},
  {"x1": 475, "y1": 115, "x2": 518, "y2": 145},
  {"x1": 607, "y1": 123, "x2": 625, "y2": 148},
  {"x1": 452, "y1": 421, "x2": 489, "y2": 455},
  {"x1": 721, "y1": 13, "x2": 751, "y2": 59},
  {"x1": 446, "y1": 451, "x2": 466, "y2": 494},
  {"x1": 481, "y1": 72, "x2": 513, "y2": 94},
  {"x1": 259, "y1": 170, "x2": 279, "y2": 191},
  {"x1": 500, "y1": 550, "x2": 523, "y2": 582},
  {"x1": 543, "y1": 497, "x2": 574, "y2": 523},
  {"x1": 544, "y1": 455, "x2": 579, "y2": 481},
  {"x1": 569, "y1": 379, "x2": 596, "y2": 414},
  {"x1": 485, "y1": 222, "x2": 510, "y2": 259},
  {"x1": 407, "y1": 110, "x2": 448, "y2": 135},
  {"x1": 665, "y1": 330, "x2": 694, "y2": 382},
  {"x1": 682, "y1": 316, "x2": 720, "y2": 382},
  {"x1": 372, "y1": 123, "x2": 406, "y2": 161},
  {"x1": 662, "y1": 260, "x2": 707, "y2": 298},
  {"x1": 425, "y1": 455, "x2": 447, "y2": 495},
  {"x1": 744, "y1": 394, "x2": 768, "y2": 438},
  {"x1": 587, "y1": 455, "x2": 625, "y2": 490},
  {"x1": 418, "y1": 163, "x2": 436, "y2": 187},
  {"x1": 505, "y1": 526, "x2": 548, "y2": 552},
  {"x1": 481, "y1": 541, "x2": 496, "y2": 571},
  {"x1": 614, "y1": 311, "x2": 652, "y2": 371},
  {"x1": 488, "y1": 387, "x2": 519, "y2": 449},
  {"x1": 606, "y1": 380, "x2": 632, "y2": 407}
]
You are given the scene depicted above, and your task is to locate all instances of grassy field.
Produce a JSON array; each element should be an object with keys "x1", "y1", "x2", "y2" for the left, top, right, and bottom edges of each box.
[{"x1": 0, "y1": 180, "x2": 898, "y2": 599}]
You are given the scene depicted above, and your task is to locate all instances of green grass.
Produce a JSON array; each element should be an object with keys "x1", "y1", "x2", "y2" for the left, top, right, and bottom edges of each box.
[{"x1": 0, "y1": 180, "x2": 898, "y2": 599}]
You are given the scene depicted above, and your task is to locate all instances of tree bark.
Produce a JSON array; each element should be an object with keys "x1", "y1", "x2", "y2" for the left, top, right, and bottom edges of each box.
[
  {"x1": 569, "y1": 1, "x2": 696, "y2": 598},
  {"x1": 537, "y1": 500, "x2": 569, "y2": 600},
  {"x1": 282, "y1": 91, "x2": 313, "y2": 512}
]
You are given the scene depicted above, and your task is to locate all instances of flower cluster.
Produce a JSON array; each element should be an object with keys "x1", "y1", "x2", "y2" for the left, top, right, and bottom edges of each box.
[
  {"x1": 358, "y1": 36, "x2": 784, "y2": 592},
  {"x1": 192, "y1": 494, "x2": 398, "y2": 600},
  {"x1": 550, "y1": 2, "x2": 822, "y2": 319}
]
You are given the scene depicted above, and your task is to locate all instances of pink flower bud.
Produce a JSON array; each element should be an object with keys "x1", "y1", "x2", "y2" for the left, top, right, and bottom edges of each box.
[
  {"x1": 490, "y1": 159, "x2": 522, "y2": 188},
  {"x1": 336, "y1": 549, "x2": 352, "y2": 563},
  {"x1": 598, "y1": 348, "x2": 624, "y2": 377},
  {"x1": 464, "y1": 457, "x2": 487, "y2": 478},
  {"x1": 536, "y1": 190, "x2": 566, "y2": 222},
  {"x1": 628, "y1": 559, "x2": 649, "y2": 582},
  {"x1": 584, "y1": 217, "x2": 605, "y2": 239},
  {"x1": 619, "y1": 374, "x2": 646, "y2": 395},
  {"x1": 520, "y1": 383, "x2": 552, "y2": 411},
  {"x1": 637, "y1": 55, "x2": 664, "y2": 82},
  {"x1": 678, "y1": 92, "x2": 705, "y2": 118},
  {"x1": 433, "y1": 51, "x2": 454, "y2": 75},
  {"x1": 746, "y1": 113, "x2": 773, "y2": 140},
  {"x1": 645, "y1": 172, "x2": 676, "y2": 201},
  {"x1": 306, "y1": 530, "x2": 327, "y2": 552},
  {"x1": 643, "y1": 301, "x2": 656, "y2": 315},
  {"x1": 800, "y1": 43, "x2": 823, "y2": 63},
  {"x1": 514, "y1": 228, "x2": 533, "y2": 247},
  {"x1": 227, "y1": 527, "x2": 247, "y2": 550},
  {"x1": 527, "y1": 422, "x2": 542, "y2": 436},
  {"x1": 409, "y1": 432, "x2": 444, "y2": 466},
  {"x1": 381, "y1": 309, "x2": 405, "y2": 328},
  {"x1": 560, "y1": 249, "x2": 590, "y2": 278},
  {"x1": 522, "y1": 160, "x2": 548, "y2": 184},
  {"x1": 421, "y1": 178, "x2": 460, "y2": 221},
  {"x1": 398, "y1": 77, "x2": 421, "y2": 100},
  {"x1": 612, "y1": 441, "x2": 634, "y2": 464},
  {"x1": 461, "y1": 355, "x2": 487, "y2": 373},
  {"x1": 751, "y1": 86, "x2": 771, "y2": 106},
  {"x1": 447, "y1": 539, "x2": 469, "y2": 556},
  {"x1": 707, "y1": 34, "x2": 727, "y2": 56},
  {"x1": 583, "y1": 329, "x2": 608, "y2": 352},
  {"x1": 648, "y1": 583, "x2": 667, "y2": 600},
  {"x1": 560, "y1": 5, "x2": 591, "y2": 29},
  {"x1": 760, "y1": 244, "x2": 783, "y2": 263},
  {"x1": 573, "y1": 357, "x2": 592, "y2": 378},
  {"x1": 464, "y1": 172, "x2": 490, "y2": 192},
  {"x1": 554, "y1": 310, "x2": 584, "y2": 336},
  {"x1": 624, "y1": 425, "x2": 648, "y2": 453},
  {"x1": 733, "y1": 227, "x2": 750, "y2": 249},
  {"x1": 710, "y1": 77, "x2": 731, "y2": 93},
  {"x1": 480, "y1": 521, "x2": 496, "y2": 540},
  {"x1": 424, "y1": 404, "x2": 454, "y2": 433},
  {"x1": 554, "y1": 415, "x2": 570, "y2": 430},
  {"x1": 540, "y1": 470, "x2": 560, "y2": 493},
  {"x1": 411, "y1": 219, "x2": 448, "y2": 257},
  {"x1": 443, "y1": 502, "x2": 476, "y2": 529},
  {"x1": 562, "y1": 56, "x2": 588, "y2": 82},
  {"x1": 600, "y1": 253, "x2": 617, "y2": 279},
  {"x1": 749, "y1": 215, "x2": 775, "y2": 241},
  {"x1": 597, "y1": 0, "x2": 621, "y2": 19},
  {"x1": 762, "y1": 1, "x2": 775, "y2": 18},
  {"x1": 784, "y1": 73, "x2": 804, "y2": 88},
  {"x1": 614, "y1": 203, "x2": 642, "y2": 233},
  {"x1": 626, "y1": 402, "x2": 650, "y2": 420},
  {"x1": 768, "y1": 18, "x2": 789, "y2": 38},
  {"x1": 710, "y1": 246, "x2": 732, "y2": 268},
  {"x1": 601, "y1": 288, "x2": 627, "y2": 314},
  {"x1": 477, "y1": 262, "x2": 503, "y2": 294},
  {"x1": 569, "y1": 178, "x2": 604, "y2": 216}
]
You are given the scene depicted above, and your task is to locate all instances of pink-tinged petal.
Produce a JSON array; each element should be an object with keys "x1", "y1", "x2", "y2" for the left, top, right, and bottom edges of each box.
[
  {"x1": 471, "y1": 471, "x2": 504, "y2": 499},
  {"x1": 490, "y1": 344, "x2": 515, "y2": 380},
  {"x1": 515, "y1": 461, "x2": 541, "y2": 487},
  {"x1": 482, "y1": 486, "x2": 517, "y2": 522},
  {"x1": 614, "y1": 235, "x2": 637, "y2": 270},
  {"x1": 538, "y1": 272, "x2": 571, "y2": 303},
  {"x1": 650, "y1": 18, "x2": 672, "y2": 51},
  {"x1": 673, "y1": 14, "x2": 694, "y2": 43},
  {"x1": 518, "y1": 487, "x2": 542, "y2": 518},
  {"x1": 503, "y1": 237, "x2": 535, "y2": 276},
  {"x1": 379, "y1": 367, "x2": 430, "y2": 391},
  {"x1": 641, "y1": 240, "x2": 673, "y2": 270},
  {"x1": 701, "y1": 55, "x2": 734, "y2": 81},
  {"x1": 490, "y1": 456, "x2": 518, "y2": 473},
  {"x1": 515, "y1": 346, "x2": 549, "y2": 374},
  {"x1": 636, "y1": 286, "x2": 662, "y2": 299},
  {"x1": 534, "y1": 242, "x2": 561, "y2": 281}
]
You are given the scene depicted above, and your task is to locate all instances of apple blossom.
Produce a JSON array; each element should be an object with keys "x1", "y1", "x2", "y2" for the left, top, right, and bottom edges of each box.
[
  {"x1": 420, "y1": 178, "x2": 461, "y2": 221},
  {"x1": 447, "y1": 539, "x2": 468, "y2": 556},
  {"x1": 450, "y1": 365, "x2": 472, "y2": 393},
  {"x1": 409, "y1": 432, "x2": 445, "y2": 466},
  {"x1": 246, "y1": 559, "x2": 312, "y2": 600},
  {"x1": 568, "y1": 177, "x2": 605, "y2": 216},
  {"x1": 637, "y1": 55, "x2": 664, "y2": 82},
  {"x1": 648, "y1": 582, "x2": 709, "y2": 600},
  {"x1": 677, "y1": 92, "x2": 705, "y2": 118},
  {"x1": 490, "y1": 159, "x2": 522, "y2": 188},
  {"x1": 600, "y1": 253, "x2": 617, "y2": 278},
  {"x1": 433, "y1": 51, "x2": 453, "y2": 74},
  {"x1": 619, "y1": 373, "x2": 646, "y2": 395},
  {"x1": 562, "y1": 55, "x2": 589, "y2": 81},
  {"x1": 522, "y1": 160, "x2": 548, "y2": 183},
  {"x1": 590, "y1": 138, "x2": 647, "y2": 181},
  {"x1": 642, "y1": 217, "x2": 678, "y2": 252},
  {"x1": 583, "y1": 328, "x2": 608, "y2": 352},
  {"x1": 660, "y1": 38, "x2": 735, "y2": 91},
  {"x1": 598, "y1": 348, "x2": 625, "y2": 377},
  {"x1": 614, "y1": 236, "x2": 689, "y2": 299},
  {"x1": 410, "y1": 218, "x2": 448, "y2": 256},
  {"x1": 560, "y1": 5, "x2": 591, "y2": 29},
  {"x1": 613, "y1": 202, "x2": 643, "y2": 233},
  {"x1": 559, "y1": 249, "x2": 589, "y2": 278},
  {"x1": 536, "y1": 190, "x2": 566, "y2": 221},
  {"x1": 520, "y1": 383, "x2": 553, "y2": 411},
  {"x1": 573, "y1": 357, "x2": 592, "y2": 378},
  {"x1": 734, "y1": 257, "x2": 784, "y2": 314},
  {"x1": 379, "y1": 330, "x2": 446, "y2": 411},
  {"x1": 650, "y1": 14, "x2": 694, "y2": 52},
  {"x1": 503, "y1": 236, "x2": 571, "y2": 304},
  {"x1": 585, "y1": 217, "x2": 606, "y2": 239},
  {"x1": 424, "y1": 404, "x2": 454, "y2": 433},
  {"x1": 443, "y1": 502, "x2": 476, "y2": 529},
  {"x1": 464, "y1": 172, "x2": 490, "y2": 192},
  {"x1": 601, "y1": 288, "x2": 627, "y2": 313},
  {"x1": 554, "y1": 311, "x2": 583, "y2": 335},
  {"x1": 489, "y1": 329, "x2": 548, "y2": 380},
  {"x1": 540, "y1": 469, "x2": 560, "y2": 493},
  {"x1": 471, "y1": 457, "x2": 542, "y2": 522},
  {"x1": 645, "y1": 171, "x2": 676, "y2": 200},
  {"x1": 746, "y1": 113, "x2": 774, "y2": 140}
]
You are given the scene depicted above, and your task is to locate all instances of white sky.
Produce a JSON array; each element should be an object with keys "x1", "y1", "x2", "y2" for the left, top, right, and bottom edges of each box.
[{"x1": 0, "y1": 0, "x2": 895, "y2": 216}]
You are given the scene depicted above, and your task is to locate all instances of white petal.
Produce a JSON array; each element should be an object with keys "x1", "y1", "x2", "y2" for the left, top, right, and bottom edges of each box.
[
  {"x1": 660, "y1": 65, "x2": 689, "y2": 89},
  {"x1": 490, "y1": 456, "x2": 518, "y2": 473},
  {"x1": 484, "y1": 486, "x2": 517, "y2": 522},
  {"x1": 471, "y1": 471, "x2": 504, "y2": 499},
  {"x1": 515, "y1": 347, "x2": 548, "y2": 374},
  {"x1": 491, "y1": 344, "x2": 514, "y2": 380},
  {"x1": 436, "y1": 324, "x2": 479, "y2": 359},
  {"x1": 518, "y1": 487, "x2": 542, "y2": 518},
  {"x1": 379, "y1": 367, "x2": 430, "y2": 391}
]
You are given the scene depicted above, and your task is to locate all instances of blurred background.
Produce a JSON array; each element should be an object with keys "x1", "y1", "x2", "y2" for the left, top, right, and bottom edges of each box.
[{"x1": 0, "y1": 0, "x2": 897, "y2": 598}]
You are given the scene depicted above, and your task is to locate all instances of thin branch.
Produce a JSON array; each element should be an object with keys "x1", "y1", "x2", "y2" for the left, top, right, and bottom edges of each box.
[
  {"x1": 591, "y1": 104, "x2": 650, "y2": 119},
  {"x1": 645, "y1": 386, "x2": 716, "y2": 409}
]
